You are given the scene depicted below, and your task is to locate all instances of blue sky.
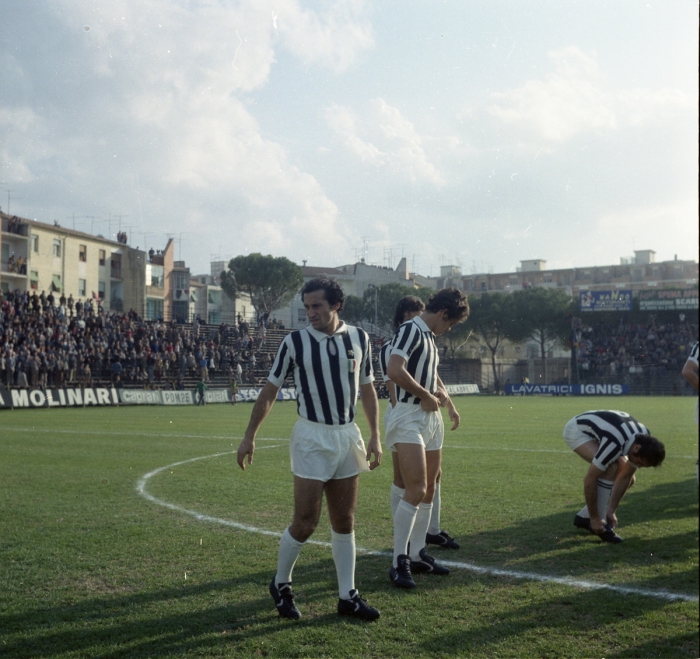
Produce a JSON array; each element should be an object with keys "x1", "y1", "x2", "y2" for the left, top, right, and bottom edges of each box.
[{"x1": 1, "y1": 0, "x2": 697, "y2": 277}]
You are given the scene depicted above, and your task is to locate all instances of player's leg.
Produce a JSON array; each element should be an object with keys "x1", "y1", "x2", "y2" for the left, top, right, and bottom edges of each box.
[
  {"x1": 325, "y1": 475, "x2": 358, "y2": 599},
  {"x1": 388, "y1": 442, "x2": 426, "y2": 587},
  {"x1": 573, "y1": 440, "x2": 619, "y2": 522},
  {"x1": 270, "y1": 477, "x2": 324, "y2": 619},
  {"x1": 390, "y1": 451, "x2": 405, "y2": 517},
  {"x1": 408, "y1": 449, "x2": 450, "y2": 575}
]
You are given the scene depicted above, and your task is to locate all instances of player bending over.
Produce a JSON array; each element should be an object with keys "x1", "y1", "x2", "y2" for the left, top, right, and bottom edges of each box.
[
  {"x1": 379, "y1": 295, "x2": 460, "y2": 550},
  {"x1": 563, "y1": 409, "x2": 665, "y2": 543},
  {"x1": 385, "y1": 288, "x2": 469, "y2": 588},
  {"x1": 237, "y1": 278, "x2": 382, "y2": 621}
]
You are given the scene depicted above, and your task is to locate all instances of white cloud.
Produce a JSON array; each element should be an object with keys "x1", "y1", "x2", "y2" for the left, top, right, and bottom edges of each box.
[
  {"x1": 324, "y1": 99, "x2": 445, "y2": 186},
  {"x1": 13, "y1": 0, "x2": 370, "y2": 264},
  {"x1": 488, "y1": 47, "x2": 615, "y2": 141}
]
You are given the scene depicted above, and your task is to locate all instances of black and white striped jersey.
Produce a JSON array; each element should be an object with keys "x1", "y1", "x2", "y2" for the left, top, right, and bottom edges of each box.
[
  {"x1": 267, "y1": 322, "x2": 373, "y2": 426},
  {"x1": 574, "y1": 410, "x2": 649, "y2": 470},
  {"x1": 389, "y1": 316, "x2": 439, "y2": 405},
  {"x1": 687, "y1": 342, "x2": 699, "y2": 367},
  {"x1": 378, "y1": 341, "x2": 391, "y2": 382}
]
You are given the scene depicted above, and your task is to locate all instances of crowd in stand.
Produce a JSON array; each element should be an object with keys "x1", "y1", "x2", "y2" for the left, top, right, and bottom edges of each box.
[
  {"x1": 574, "y1": 317, "x2": 698, "y2": 379},
  {"x1": 0, "y1": 288, "x2": 275, "y2": 392}
]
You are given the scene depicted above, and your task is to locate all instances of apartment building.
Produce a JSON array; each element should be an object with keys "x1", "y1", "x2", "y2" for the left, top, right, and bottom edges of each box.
[{"x1": 1, "y1": 212, "x2": 146, "y2": 312}]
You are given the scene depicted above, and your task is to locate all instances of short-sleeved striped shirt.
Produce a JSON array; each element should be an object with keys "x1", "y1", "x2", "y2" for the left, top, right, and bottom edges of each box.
[
  {"x1": 574, "y1": 410, "x2": 649, "y2": 471},
  {"x1": 267, "y1": 322, "x2": 373, "y2": 426},
  {"x1": 687, "y1": 342, "x2": 699, "y2": 367},
  {"x1": 389, "y1": 316, "x2": 438, "y2": 405}
]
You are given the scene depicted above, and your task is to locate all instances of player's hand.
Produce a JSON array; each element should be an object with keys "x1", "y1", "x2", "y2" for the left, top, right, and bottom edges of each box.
[
  {"x1": 420, "y1": 393, "x2": 440, "y2": 413},
  {"x1": 606, "y1": 511, "x2": 618, "y2": 530},
  {"x1": 447, "y1": 405, "x2": 460, "y2": 431},
  {"x1": 435, "y1": 388, "x2": 448, "y2": 406},
  {"x1": 237, "y1": 437, "x2": 255, "y2": 470},
  {"x1": 590, "y1": 517, "x2": 606, "y2": 535},
  {"x1": 366, "y1": 436, "x2": 382, "y2": 470}
]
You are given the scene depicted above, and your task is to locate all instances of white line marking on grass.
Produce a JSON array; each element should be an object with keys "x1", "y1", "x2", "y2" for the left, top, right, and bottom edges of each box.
[
  {"x1": 9, "y1": 427, "x2": 695, "y2": 459},
  {"x1": 137, "y1": 452, "x2": 698, "y2": 603},
  {"x1": 444, "y1": 444, "x2": 697, "y2": 460},
  {"x1": 4, "y1": 427, "x2": 287, "y2": 442}
]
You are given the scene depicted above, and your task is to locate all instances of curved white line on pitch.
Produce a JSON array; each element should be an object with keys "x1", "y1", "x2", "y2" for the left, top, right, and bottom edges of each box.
[{"x1": 136, "y1": 451, "x2": 698, "y2": 603}]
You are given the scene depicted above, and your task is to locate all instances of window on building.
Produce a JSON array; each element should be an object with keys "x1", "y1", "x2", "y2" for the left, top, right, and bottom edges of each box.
[
  {"x1": 52, "y1": 239, "x2": 61, "y2": 257},
  {"x1": 98, "y1": 281, "x2": 106, "y2": 299},
  {"x1": 99, "y1": 249, "x2": 106, "y2": 266},
  {"x1": 30, "y1": 271, "x2": 39, "y2": 290},
  {"x1": 51, "y1": 274, "x2": 62, "y2": 292},
  {"x1": 78, "y1": 278, "x2": 86, "y2": 296},
  {"x1": 31, "y1": 235, "x2": 39, "y2": 253},
  {"x1": 543, "y1": 273, "x2": 552, "y2": 283},
  {"x1": 79, "y1": 244, "x2": 87, "y2": 262}
]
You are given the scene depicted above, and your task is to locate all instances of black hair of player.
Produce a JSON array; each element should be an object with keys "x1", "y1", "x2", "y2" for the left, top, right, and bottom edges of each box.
[
  {"x1": 633, "y1": 434, "x2": 666, "y2": 467},
  {"x1": 300, "y1": 277, "x2": 345, "y2": 312},
  {"x1": 393, "y1": 295, "x2": 425, "y2": 330},
  {"x1": 425, "y1": 287, "x2": 470, "y2": 322}
]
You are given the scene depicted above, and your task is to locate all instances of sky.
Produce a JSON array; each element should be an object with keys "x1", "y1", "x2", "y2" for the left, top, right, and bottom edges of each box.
[{"x1": 1, "y1": 0, "x2": 698, "y2": 278}]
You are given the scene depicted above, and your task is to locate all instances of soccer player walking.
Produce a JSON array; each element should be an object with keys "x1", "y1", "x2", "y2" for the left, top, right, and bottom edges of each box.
[
  {"x1": 237, "y1": 278, "x2": 382, "y2": 621},
  {"x1": 563, "y1": 410, "x2": 665, "y2": 542},
  {"x1": 385, "y1": 288, "x2": 469, "y2": 588}
]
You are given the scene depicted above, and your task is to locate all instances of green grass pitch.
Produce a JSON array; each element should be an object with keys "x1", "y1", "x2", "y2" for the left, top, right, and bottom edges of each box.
[{"x1": 1, "y1": 396, "x2": 697, "y2": 658}]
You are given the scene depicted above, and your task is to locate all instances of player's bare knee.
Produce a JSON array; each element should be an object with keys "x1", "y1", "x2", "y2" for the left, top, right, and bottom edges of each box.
[{"x1": 404, "y1": 483, "x2": 427, "y2": 506}]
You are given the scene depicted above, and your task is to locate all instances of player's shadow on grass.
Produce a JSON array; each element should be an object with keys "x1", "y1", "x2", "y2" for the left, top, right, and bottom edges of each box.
[
  {"x1": 419, "y1": 586, "x2": 698, "y2": 658},
  {"x1": 453, "y1": 478, "x2": 698, "y2": 587},
  {"x1": 0, "y1": 558, "x2": 386, "y2": 659}
]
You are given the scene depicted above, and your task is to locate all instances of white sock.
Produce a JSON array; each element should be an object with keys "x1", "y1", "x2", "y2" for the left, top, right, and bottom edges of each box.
[
  {"x1": 393, "y1": 499, "x2": 418, "y2": 567},
  {"x1": 576, "y1": 505, "x2": 590, "y2": 518},
  {"x1": 596, "y1": 479, "x2": 614, "y2": 520},
  {"x1": 409, "y1": 503, "x2": 433, "y2": 560},
  {"x1": 390, "y1": 484, "x2": 405, "y2": 518},
  {"x1": 331, "y1": 530, "x2": 356, "y2": 600},
  {"x1": 428, "y1": 482, "x2": 441, "y2": 535},
  {"x1": 275, "y1": 527, "x2": 305, "y2": 585}
]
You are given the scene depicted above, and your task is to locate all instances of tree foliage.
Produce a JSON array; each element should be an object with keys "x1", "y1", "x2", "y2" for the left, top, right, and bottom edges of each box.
[
  {"x1": 465, "y1": 292, "x2": 515, "y2": 391},
  {"x1": 356, "y1": 283, "x2": 434, "y2": 333},
  {"x1": 220, "y1": 253, "x2": 304, "y2": 316},
  {"x1": 509, "y1": 287, "x2": 574, "y2": 379}
]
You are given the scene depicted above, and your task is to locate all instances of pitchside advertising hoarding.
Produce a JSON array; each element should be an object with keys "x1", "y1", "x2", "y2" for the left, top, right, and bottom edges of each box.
[
  {"x1": 0, "y1": 383, "x2": 480, "y2": 410},
  {"x1": 505, "y1": 384, "x2": 630, "y2": 395},
  {"x1": 579, "y1": 290, "x2": 633, "y2": 312},
  {"x1": 0, "y1": 386, "x2": 299, "y2": 409},
  {"x1": 638, "y1": 288, "x2": 698, "y2": 311}
]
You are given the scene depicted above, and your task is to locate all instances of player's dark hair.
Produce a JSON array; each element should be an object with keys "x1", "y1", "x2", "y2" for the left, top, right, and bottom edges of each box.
[
  {"x1": 393, "y1": 295, "x2": 425, "y2": 330},
  {"x1": 633, "y1": 434, "x2": 665, "y2": 467},
  {"x1": 300, "y1": 278, "x2": 345, "y2": 311},
  {"x1": 425, "y1": 287, "x2": 470, "y2": 322}
]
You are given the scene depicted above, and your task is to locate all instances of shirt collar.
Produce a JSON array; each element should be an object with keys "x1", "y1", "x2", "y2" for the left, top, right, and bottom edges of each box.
[
  {"x1": 411, "y1": 315, "x2": 432, "y2": 334},
  {"x1": 305, "y1": 320, "x2": 349, "y2": 341}
]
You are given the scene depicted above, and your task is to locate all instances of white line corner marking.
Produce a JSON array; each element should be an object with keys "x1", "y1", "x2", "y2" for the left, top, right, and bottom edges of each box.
[{"x1": 137, "y1": 451, "x2": 698, "y2": 603}]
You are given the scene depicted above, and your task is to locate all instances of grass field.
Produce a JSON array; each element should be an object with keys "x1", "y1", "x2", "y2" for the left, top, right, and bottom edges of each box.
[{"x1": 1, "y1": 396, "x2": 697, "y2": 658}]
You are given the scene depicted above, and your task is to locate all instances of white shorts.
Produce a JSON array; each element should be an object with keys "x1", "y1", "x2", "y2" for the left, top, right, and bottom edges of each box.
[
  {"x1": 289, "y1": 417, "x2": 369, "y2": 482},
  {"x1": 563, "y1": 418, "x2": 597, "y2": 451},
  {"x1": 385, "y1": 402, "x2": 444, "y2": 452},
  {"x1": 383, "y1": 404, "x2": 396, "y2": 452}
]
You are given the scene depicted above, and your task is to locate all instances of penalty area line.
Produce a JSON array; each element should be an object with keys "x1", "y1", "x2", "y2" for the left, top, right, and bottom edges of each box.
[{"x1": 136, "y1": 451, "x2": 698, "y2": 604}]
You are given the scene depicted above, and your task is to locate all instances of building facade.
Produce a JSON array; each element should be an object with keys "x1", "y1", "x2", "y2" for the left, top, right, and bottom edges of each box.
[{"x1": 1, "y1": 212, "x2": 146, "y2": 313}]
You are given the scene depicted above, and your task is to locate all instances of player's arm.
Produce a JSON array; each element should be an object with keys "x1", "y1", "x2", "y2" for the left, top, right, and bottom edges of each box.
[
  {"x1": 436, "y1": 375, "x2": 460, "y2": 430},
  {"x1": 237, "y1": 380, "x2": 279, "y2": 470},
  {"x1": 583, "y1": 463, "x2": 607, "y2": 535},
  {"x1": 359, "y1": 382, "x2": 382, "y2": 470},
  {"x1": 386, "y1": 354, "x2": 439, "y2": 412},
  {"x1": 606, "y1": 457, "x2": 637, "y2": 529},
  {"x1": 681, "y1": 358, "x2": 699, "y2": 391}
]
